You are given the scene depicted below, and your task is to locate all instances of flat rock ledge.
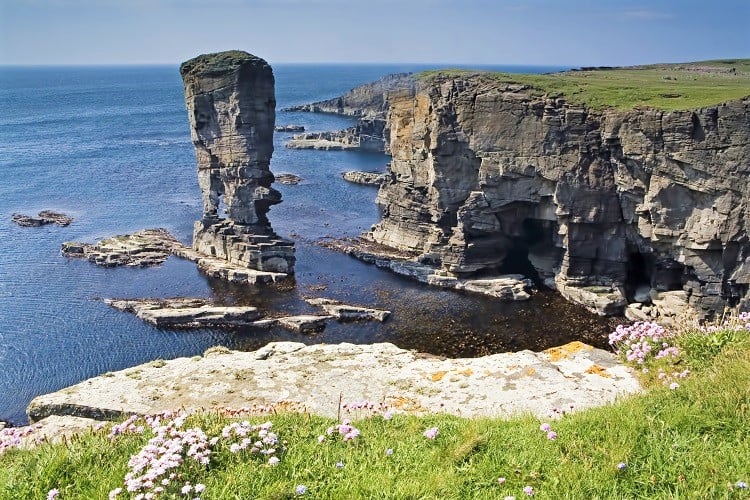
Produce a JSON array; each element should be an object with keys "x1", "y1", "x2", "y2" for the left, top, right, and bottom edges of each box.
[
  {"x1": 321, "y1": 238, "x2": 534, "y2": 301},
  {"x1": 342, "y1": 171, "x2": 388, "y2": 186},
  {"x1": 105, "y1": 297, "x2": 389, "y2": 331},
  {"x1": 62, "y1": 229, "x2": 288, "y2": 285},
  {"x1": 275, "y1": 125, "x2": 305, "y2": 132},
  {"x1": 12, "y1": 210, "x2": 73, "y2": 227},
  {"x1": 275, "y1": 173, "x2": 302, "y2": 185},
  {"x1": 27, "y1": 341, "x2": 640, "y2": 424}
]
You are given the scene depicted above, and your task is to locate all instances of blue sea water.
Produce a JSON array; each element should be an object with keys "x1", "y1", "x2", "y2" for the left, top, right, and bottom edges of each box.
[{"x1": 0, "y1": 63, "x2": 616, "y2": 425}]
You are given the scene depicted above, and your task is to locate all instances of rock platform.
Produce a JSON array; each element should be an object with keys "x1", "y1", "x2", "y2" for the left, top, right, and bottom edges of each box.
[{"x1": 27, "y1": 341, "x2": 640, "y2": 423}]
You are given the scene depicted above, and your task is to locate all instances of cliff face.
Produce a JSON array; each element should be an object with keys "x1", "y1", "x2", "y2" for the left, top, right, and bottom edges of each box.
[
  {"x1": 284, "y1": 73, "x2": 415, "y2": 154},
  {"x1": 371, "y1": 75, "x2": 750, "y2": 317},
  {"x1": 181, "y1": 51, "x2": 294, "y2": 274}
]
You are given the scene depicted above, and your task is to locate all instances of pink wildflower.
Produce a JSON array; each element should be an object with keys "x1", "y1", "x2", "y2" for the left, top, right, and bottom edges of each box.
[
  {"x1": 497, "y1": 477, "x2": 506, "y2": 485},
  {"x1": 547, "y1": 431, "x2": 557, "y2": 440},
  {"x1": 539, "y1": 423, "x2": 551, "y2": 432},
  {"x1": 47, "y1": 489, "x2": 60, "y2": 500},
  {"x1": 523, "y1": 485, "x2": 534, "y2": 496},
  {"x1": 423, "y1": 427, "x2": 439, "y2": 439}
]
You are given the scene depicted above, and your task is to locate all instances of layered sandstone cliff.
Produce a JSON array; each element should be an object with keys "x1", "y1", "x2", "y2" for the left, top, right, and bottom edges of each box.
[
  {"x1": 285, "y1": 73, "x2": 415, "y2": 153},
  {"x1": 181, "y1": 51, "x2": 294, "y2": 274},
  {"x1": 367, "y1": 74, "x2": 749, "y2": 318}
]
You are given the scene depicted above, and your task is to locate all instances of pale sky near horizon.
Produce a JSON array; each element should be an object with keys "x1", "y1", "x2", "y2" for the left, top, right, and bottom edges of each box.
[{"x1": 1, "y1": 0, "x2": 748, "y2": 67}]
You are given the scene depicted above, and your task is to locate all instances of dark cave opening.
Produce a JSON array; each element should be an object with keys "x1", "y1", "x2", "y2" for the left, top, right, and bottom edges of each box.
[
  {"x1": 625, "y1": 250, "x2": 653, "y2": 301},
  {"x1": 496, "y1": 219, "x2": 550, "y2": 285}
]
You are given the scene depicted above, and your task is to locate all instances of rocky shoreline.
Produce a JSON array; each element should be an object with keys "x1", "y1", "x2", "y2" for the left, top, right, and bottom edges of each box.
[
  {"x1": 321, "y1": 237, "x2": 534, "y2": 301},
  {"x1": 62, "y1": 229, "x2": 289, "y2": 285}
]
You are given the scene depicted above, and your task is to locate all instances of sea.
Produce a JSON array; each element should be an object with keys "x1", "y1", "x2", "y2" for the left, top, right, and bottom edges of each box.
[{"x1": 0, "y1": 63, "x2": 618, "y2": 425}]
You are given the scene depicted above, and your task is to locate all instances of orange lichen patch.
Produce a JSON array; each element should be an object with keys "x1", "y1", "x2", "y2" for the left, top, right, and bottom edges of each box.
[
  {"x1": 458, "y1": 368, "x2": 474, "y2": 377},
  {"x1": 430, "y1": 371, "x2": 448, "y2": 382},
  {"x1": 585, "y1": 364, "x2": 611, "y2": 378},
  {"x1": 389, "y1": 396, "x2": 423, "y2": 412},
  {"x1": 544, "y1": 341, "x2": 594, "y2": 362},
  {"x1": 526, "y1": 367, "x2": 536, "y2": 376}
]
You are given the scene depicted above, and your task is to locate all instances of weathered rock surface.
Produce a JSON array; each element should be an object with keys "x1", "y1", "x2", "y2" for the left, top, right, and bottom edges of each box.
[
  {"x1": 285, "y1": 73, "x2": 414, "y2": 117},
  {"x1": 321, "y1": 238, "x2": 534, "y2": 301},
  {"x1": 105, "y1": 298, "x2": 262, "y2": 327},
  {"x1": 27, "y1": 341, "x2": 640, "y2": 423},
  {"x1": 285, "y1": 117, "x2": 387, "y2": 153},
  {"x1": 305, "y1": 298, "x2": 391, "y2": 321},
  {"x1": 181, "y1": 50, "x2": 295, "y2": 274},
  {"x1": 275, "y1": 173, "x2": 302, "y2": 185},
  {"x1": 63, "y1": 229, "x2": 288, "y2": 285},
  {"x1": 275, "y1": 124, "x2": 305, "y2": 132},
  {"x1": 363, "y1": 73, "x2": 750, "y2": 318},
  {"x1": 61, "y1": 229, "x2": 180, "y2": 267},
  {"x1": 276, "y1": 315, "x2": 333, "y2": 333},
  {"x1": 285, "y1": 73, "x2": 415, "y2": 154},
  {"x1": 12, "y1": 210, "x2": 73, "y2": 227},
  {"x1": 342, "y1": 171, "x2": 388, "y2": 186}
]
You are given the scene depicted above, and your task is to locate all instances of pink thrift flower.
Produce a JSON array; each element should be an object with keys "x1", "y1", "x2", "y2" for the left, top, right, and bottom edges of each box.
[
  {"x1": 669, "y1": 382, "x2": 679, "y2": 390},
  {"x1": 539, "y1": 423, "x2": 551, "y2": 432},
  {"x1": 47, "y1": 489, "x2": 60, "y2": 500},
  {"x1": 423, "y1": 427, "x2": 439, "y2": 439},
  {"x1": 181, "y1": 484, "x2": 192, "y2": 495},
  {"x1": 109, "y1": 488, "x2": 122, "y2": 500},
  {"x1": 317, "y1": 435, "x2": 325, "y2": 443},
  {"x1": 523, "y1": 485, "x2": 534, "y2": 496},
  {"x1": 269, "y1": 456, "x2": 280, "y2": 466},
  {"x1": 386, "y1": 448, "x2": 393, "y2": 456},
  {"x1": 497, "y1": 477, "x2": 506, "y2": 485},
  {"x1": 547, "y1": 431, "x2": 557, "y2": 440},
  {"x1": 194, "y1": 484, "x2": 206, "y2": 493}
]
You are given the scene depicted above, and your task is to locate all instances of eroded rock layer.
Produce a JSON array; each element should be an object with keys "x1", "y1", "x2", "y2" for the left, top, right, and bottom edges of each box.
[
  {"x1": 370, "y1": 74, "x2": 750, "y2": 318},
  {"x1": 180, "y1": 50, "x2": 295, "y2": 274}
]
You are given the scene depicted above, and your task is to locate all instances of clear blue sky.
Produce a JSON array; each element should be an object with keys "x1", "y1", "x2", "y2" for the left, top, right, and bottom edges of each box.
[{"x1": 1, "y1": 0, "x2": 748, "y2": 66}]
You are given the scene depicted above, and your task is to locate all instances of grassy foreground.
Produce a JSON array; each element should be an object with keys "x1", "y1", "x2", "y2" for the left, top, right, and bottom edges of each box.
[
  {"x1": 420, "y1": 59, "x2": 750, "y2": 111},
  {"x1": 1, "y1": 319, "x2": 749, "y2": 499}
]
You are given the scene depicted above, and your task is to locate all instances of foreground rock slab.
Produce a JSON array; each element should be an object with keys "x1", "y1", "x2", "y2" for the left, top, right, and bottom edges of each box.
[
  {"x1": 12, "y1": 210, "x2": 73, "y2": 227},
  {"x1": 27, "y1": 341, "x2": 640, "y2": 422}
]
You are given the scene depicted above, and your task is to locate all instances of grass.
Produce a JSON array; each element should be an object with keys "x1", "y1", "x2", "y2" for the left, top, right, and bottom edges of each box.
[
  {"x1": 418, "y1": 59, "x2": 750, "y2": 111},
  {"x1": 1, "y1": 320, "x2": 749, "y2": 499}
]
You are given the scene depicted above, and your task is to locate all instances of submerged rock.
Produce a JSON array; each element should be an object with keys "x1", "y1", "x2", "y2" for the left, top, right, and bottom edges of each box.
[
  {"x1": 27, "y1": 340, "x2": 641, "y2": 423},
  {"x1": 12, "y1": 210, "x2": 73, "y2": 227}
]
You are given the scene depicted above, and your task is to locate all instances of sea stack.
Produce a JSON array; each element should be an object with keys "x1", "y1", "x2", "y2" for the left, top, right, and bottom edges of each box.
[{"x1": 180, "y1": 50, "x2": 294, "y2": 273}]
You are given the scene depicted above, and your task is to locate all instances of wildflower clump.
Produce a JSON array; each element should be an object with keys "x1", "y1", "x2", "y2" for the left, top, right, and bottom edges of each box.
[
  {"x1": 106, "y1": 411, "x2": 285, "y2": 499},
  {"x1": 608, "y1": 321, "x2": 679, "y2": 365}
]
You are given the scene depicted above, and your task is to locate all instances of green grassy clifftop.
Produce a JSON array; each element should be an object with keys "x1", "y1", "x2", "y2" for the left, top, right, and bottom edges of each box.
[{"x1": 420, "y1": 59, "x2": 750, "y2": 111}]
